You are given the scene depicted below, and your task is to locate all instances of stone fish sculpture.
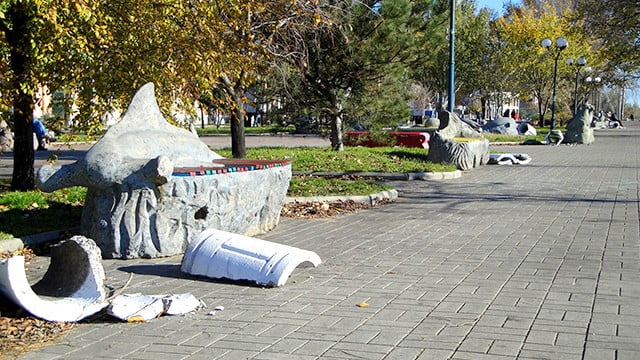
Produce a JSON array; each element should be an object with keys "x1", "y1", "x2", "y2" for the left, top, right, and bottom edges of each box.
[{"x1": 37, "y1": 83, "x2": 291, "y2": 259}]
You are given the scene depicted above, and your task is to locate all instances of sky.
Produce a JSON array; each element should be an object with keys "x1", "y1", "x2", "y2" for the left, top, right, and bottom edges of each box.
[{"x1": 475, "y1": 0, "x2": 513, "y2": 14}]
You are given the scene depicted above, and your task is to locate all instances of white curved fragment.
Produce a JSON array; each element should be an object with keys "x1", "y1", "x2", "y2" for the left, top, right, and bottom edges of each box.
[
  {"x1": 108, "y1": 294, "x2": 165, "y2": 321},
  {"x1": 107, "y1": 293, "x2": 204, "y2": 321},
  {"x1": 0, "y1": 236, "x2": 108, "y2": 322},
  {"x1": 181, "y1": 229, "x2": 321, "y2": 287}
]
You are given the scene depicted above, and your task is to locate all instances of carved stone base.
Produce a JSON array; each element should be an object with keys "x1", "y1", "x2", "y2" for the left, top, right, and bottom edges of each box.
[
  {"x1": 82, "y1": 163, "x2": 292, "y2": 259},
  {"x1": 426, "y1": 133, "x2": 490, "y2": 170}
]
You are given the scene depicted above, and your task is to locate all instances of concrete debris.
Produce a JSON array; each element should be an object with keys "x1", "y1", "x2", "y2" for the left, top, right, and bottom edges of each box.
[
  {"x1": 488, "y1": 153, "x2": 532, "y2": 165},
  {"x1": 181, "y1": 229, "x2": 321, "y2": 287},
  {"x1": 0, "y1": 236, "x2": 108, "y2": 322},
  {"x1": 108, "y1": 293, "x2": 204, "y2": 321}
]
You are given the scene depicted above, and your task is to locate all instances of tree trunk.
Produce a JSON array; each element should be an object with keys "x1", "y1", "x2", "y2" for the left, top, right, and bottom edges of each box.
[
  {"x1": 220, "y1": 74, "x2": 246, "y2": 158},
  {"x1": 328, "y1": 93, "x2": 343, "y2": 151},
  {"x1": 7, "y1": 4, "x2": 35, "y2": 191},
  {"x1": 230, "y1": 93, "x2": 246, "y2": 158}
]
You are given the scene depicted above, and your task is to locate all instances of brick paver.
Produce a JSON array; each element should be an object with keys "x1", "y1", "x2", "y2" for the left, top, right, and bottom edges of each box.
[{"x1": 12, "y1": 124, "x2": 640, "y2": 359}]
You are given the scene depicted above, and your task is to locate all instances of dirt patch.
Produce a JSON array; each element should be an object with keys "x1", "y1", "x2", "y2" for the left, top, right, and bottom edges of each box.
[{"x1": 281, "y1": 199, "x2": 391, "y2": 218}]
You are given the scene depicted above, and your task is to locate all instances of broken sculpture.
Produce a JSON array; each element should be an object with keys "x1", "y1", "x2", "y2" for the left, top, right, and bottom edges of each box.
[
  {"x1": 108, "y1": 293, "x2": 205, "y2": 322},
  {"x1": 37, "y1": 83, "x2": 291, "y2": 259},
  {"x1": 0, "y1": 236, "x2": 108, "y2": 322},
  {"x1": 488, "y1": 153, "x2": 532, "y2": 165},
  {"x1": 426, "y1": 111, "x2": 490, "y2": 170},
  {"x1": 181, "y1": 229, "x2": 322, "y2": 287}
]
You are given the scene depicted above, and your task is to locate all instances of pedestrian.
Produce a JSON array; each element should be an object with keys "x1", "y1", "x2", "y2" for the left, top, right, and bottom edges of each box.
[
  {"x1": 33, "y1": 118, "x2": 48, "y2": 150},
  {"x1": 0, "y1": 119, "x2": 12, "y2": 152}
]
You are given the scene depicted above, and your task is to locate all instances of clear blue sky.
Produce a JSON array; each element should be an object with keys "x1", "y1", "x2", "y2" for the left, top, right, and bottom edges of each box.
[{"x1": 475, "y1": 0, "x2": 514, "y2": 14}]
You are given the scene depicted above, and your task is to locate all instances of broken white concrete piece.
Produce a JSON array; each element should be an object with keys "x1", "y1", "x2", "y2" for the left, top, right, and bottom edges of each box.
[
  {"x1": 108, "y1": 293, "x2": 204, "y2": 321},
  {"x1": 0, "y1": 236, "x2": 108, "y2": 322},
  {"x1": 488, "y1": 153, "x2": 532, "y2": 165},
  {"x1": 181, "y1": 229, "x2": 321, "y2": 287},
  {"x1": 163, "y1": 293, "x2": 204, "y2": 315}
]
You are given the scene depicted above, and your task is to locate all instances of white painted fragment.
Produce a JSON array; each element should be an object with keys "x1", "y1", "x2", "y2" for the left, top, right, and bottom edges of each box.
[
  {"x1": 488, "y1": 153, "x2": 532, "y2": 165},
  {"x1": 181, "y1": 229, "x2": 321, "y2": 287},
  {"x1": 0, "y1": 236, "x2": 108, "y2": 322},
  {"x1": 163, "y1": 293, "x2": 205, "y2": 315},
  {"x1": 108, "y1": 293, "x2": 204, "y2": 321}
]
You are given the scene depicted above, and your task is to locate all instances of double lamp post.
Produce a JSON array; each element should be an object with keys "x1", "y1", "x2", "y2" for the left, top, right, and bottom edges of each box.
[{"x1": 541, "y1": 37, "x2": 568, "y2": 131}]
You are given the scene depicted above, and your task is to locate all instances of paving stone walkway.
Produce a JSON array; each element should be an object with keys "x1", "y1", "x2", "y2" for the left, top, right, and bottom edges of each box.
[{"x1": 18, "y1": 124, "x2": 640, "y2": 359}]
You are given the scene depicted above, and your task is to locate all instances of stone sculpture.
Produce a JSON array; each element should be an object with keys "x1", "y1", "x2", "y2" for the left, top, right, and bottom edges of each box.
[
  {"x1": 37, "y1": 83, "x2": 291, "y2": 259},
  {"x1": 426, "y1": 111, "x2": 489, "y2": 170},
  {"x1": 565, "y1": 103, "x2": 595, "y2": 144},
  {"x1": 482, "y1": 117, "x2": 519, "y2": 136},
  {"x1": 0, "y1": 236, "x2": 108, "y2": 322}
]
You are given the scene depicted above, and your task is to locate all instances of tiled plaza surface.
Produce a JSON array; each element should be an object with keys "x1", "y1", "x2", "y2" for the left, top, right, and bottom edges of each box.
[{"x1": 13, "y1": 124, "x2": 640, "y2": 359}]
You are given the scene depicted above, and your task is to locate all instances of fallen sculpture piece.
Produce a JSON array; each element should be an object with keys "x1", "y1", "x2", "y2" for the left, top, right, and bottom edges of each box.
[
  {"x1": 488, "y1": 153, "x2": 532, "y2": 165},
  {"x1": 0, "y1": 236, "x2": 108, "y2": 322},
  {"x1": 181, "y1": 229, "x2": 321, "y2": 287},
  {"x1": 108, "y1": 293, "x2": 204, "y2": 321},
  {"x1": 38, "y1": 83, "x2": 291, "y2": 259}
]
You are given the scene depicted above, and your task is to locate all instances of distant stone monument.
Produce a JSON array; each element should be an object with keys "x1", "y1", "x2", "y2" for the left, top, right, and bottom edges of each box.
[
  {"x1": 565, "y1": 103, "x2": 595, "y2": 144},
  {"x1": 38, "y1": 83, "x2": 291, "y2": 259},
  {"x1": 482, "y1": 117, "x2": 519, "y2": 136},
  {"x1": 426, "y1": 111, "x2": 489, "y2": 170}
]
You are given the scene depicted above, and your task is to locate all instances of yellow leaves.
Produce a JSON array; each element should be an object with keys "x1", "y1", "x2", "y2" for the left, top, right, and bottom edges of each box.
[
  {"x1": 356, "y1": 302, "x2": 369, "y2": 308},
  {"x1": 126, "y1": 316, "x2": 147, "y2": 323}
]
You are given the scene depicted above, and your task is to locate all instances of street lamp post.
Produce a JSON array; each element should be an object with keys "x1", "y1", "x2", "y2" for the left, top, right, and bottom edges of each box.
[
  {"x1": 541, "y1": 37, "x2": 568, "y2": 130},
  {"x1": 566, "y1": 57, "x2": 586, "y2": 115}
]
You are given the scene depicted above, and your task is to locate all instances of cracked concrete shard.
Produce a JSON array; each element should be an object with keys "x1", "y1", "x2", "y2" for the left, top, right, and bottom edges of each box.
[
  {"x1": 181, "y1": 229, "x2": 321, "y2": 287},
  {"x1": 107, "y1": 293, "x2": 205, "y2": 321},
  {"x1": 0, "y1": 236, "x2": 108, "y2": 322}
]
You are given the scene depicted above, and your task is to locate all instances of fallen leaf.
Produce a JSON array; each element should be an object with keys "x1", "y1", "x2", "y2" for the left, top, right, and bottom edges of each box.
[
  {"x1": 356, "y1": 302, "x2": 369, "y2": 308},
  {"x1": 126, "y1": 316, "x2": 147, "y2": 323}
]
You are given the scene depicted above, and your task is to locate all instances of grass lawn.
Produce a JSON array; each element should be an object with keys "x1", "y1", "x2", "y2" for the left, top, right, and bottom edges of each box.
[
  {"x1": 1, "y1": 146, "x2": 454, "y2": 240},
  {"x1": 216, "y1": 146, "x2": 456, "y2": 173}
]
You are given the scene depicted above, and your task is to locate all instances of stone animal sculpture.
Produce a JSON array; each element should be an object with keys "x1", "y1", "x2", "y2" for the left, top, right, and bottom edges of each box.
[
  {"x1": 426, "y1": 111, "x2": 489, "y2": 170},
  {"x1": 565, "y1": 103, "x2": 595, "y2": 144},
  {"x1": 37, "y1": 83, "x2": 291, "y2": 259},
  {"x1": 482, "y1": 117, "x2": 519, "y2": 136}
]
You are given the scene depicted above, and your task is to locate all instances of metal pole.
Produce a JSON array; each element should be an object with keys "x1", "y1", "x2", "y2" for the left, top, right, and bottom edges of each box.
[
  {"x1": 447, "y1": 0, "x2": 455, "y2": 112},
  {"x1": 573, "y1": 69, "x2": 580, "y2": 115},
  {"x1": 550, "y1": 53, "x2": 560, "y2": 130}
]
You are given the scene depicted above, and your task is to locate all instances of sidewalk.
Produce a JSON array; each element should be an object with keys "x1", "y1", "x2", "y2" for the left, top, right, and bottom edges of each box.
[{"x1": 13, "y1": 125, "x2": 640, "y2": 359}]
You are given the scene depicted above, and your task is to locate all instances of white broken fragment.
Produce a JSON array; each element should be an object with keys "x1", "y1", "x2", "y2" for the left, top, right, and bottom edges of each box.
[
  {"x1": 164, "y1": 293, "x2": 205, "y2": 315},
  {"x1": 0, "y1": 236, "x2": 108, "y2": 322},
  {"x1": 488, "y1": 153, "x2": 532, "y2": 165},
  {"x1": 181, "y1": 229, "x2": 321, "y2": 287},
  {"x1": 108, "y1": 293, "x2": 204, "y2": 321}
]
